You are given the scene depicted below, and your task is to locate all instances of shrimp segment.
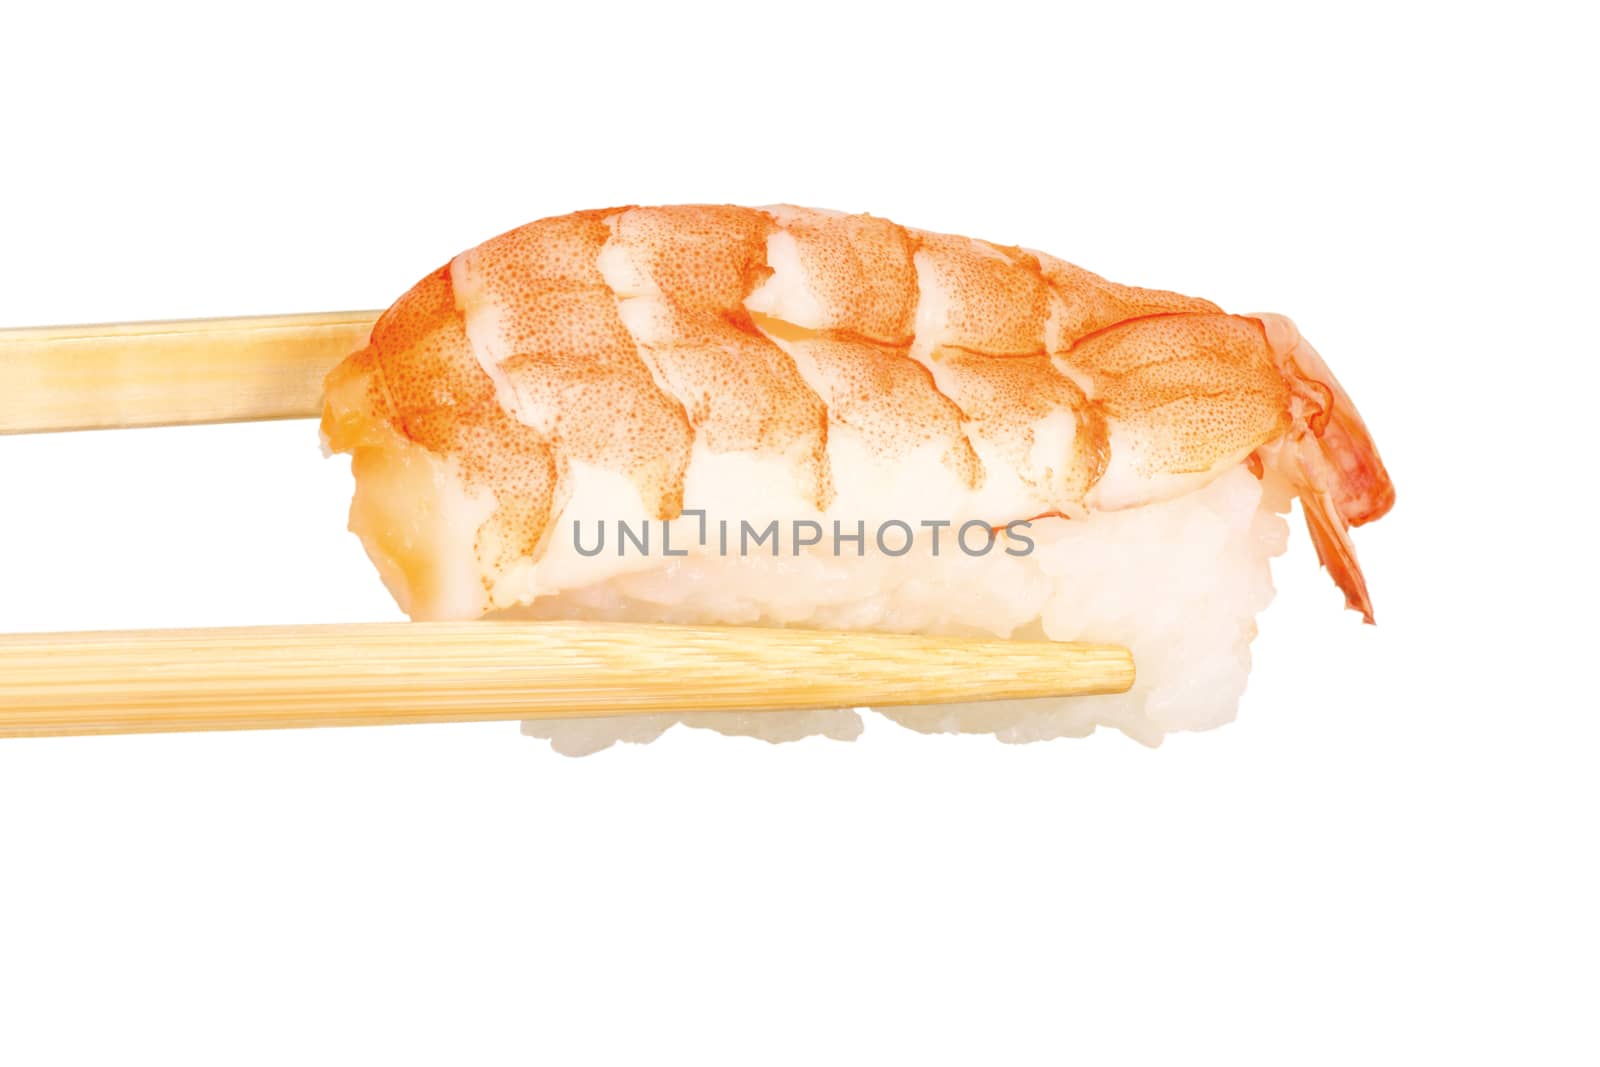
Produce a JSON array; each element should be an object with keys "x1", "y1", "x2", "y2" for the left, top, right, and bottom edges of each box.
[
  {"x1": 322, "y1": 265, "x2": 557, "y2": 618},
  {"x1": 1061, "y1": 313, "x2": 1293, "y2": 510},
  {"x1": 322, "y1": 204, "x2": 1394, "y2": 622},
  {"x1": 451, "y1": 210, "x2": 693, "y2": 522},
  {"x1": 600, "y1": 206, "x2": 832, "y2": 507}
]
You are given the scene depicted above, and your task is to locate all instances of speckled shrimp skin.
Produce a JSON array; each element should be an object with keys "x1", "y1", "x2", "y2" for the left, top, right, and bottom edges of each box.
[{"x1": 322, "y1": 205, "x2": 1394, "y2": 622}]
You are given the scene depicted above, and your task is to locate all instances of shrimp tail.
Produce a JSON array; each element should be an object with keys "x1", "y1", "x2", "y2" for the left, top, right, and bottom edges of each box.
[
  {"x1": 1302, "y1": 484, "x2": 1376, "y2": 623},
  {"x1": 1256, "y1": 314, "x2": 1395, "y2": 623}
]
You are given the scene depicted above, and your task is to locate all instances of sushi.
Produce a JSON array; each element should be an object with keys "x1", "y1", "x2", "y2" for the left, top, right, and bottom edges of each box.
[{"x1": 320, "y1": 204, "x2": 1394, "y2": 754}]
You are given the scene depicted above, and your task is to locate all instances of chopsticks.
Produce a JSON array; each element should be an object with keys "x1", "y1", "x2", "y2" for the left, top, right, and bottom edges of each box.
[
  {"x1": 0, "y1": 311, "x2": 379, "y2": 434},
  {"x1": 0, "y1": 622, "x2": 1135, "y2": 738},
  {"x1": 0, "y1": 310, "x2": 1137, "y2": 737}
]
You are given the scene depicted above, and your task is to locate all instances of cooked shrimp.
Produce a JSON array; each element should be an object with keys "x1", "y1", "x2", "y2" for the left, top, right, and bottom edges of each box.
[{"x1": 322, "y1": 204, "x2": 1393, "y2": 624}]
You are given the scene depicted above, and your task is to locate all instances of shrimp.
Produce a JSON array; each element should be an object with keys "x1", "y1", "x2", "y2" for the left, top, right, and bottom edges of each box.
[{"x1": 321, "y1": 204, "x2": 1394, "y2": 624}]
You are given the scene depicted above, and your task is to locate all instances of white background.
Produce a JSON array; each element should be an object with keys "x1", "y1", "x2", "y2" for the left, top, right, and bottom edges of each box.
[{"x1": 1, "y1": 3, "x2": 1595, "y2": 1064}]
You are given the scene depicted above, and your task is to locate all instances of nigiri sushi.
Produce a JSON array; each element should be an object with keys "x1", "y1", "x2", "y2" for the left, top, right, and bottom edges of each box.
[{"x1": 321, "y1": 204, "x2": 1394, "y2": 754}]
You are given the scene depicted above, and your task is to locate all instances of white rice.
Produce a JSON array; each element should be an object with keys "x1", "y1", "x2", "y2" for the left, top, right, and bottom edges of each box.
[{"x1": 514, "y1": 464, "x2": 1293, "y2": 756}]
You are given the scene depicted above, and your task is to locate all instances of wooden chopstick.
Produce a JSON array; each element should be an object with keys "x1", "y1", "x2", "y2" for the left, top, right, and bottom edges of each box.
[
  {"x1": 0, "y1": 311, "x2": 380, "y2": 434},
  {"x1": 0, "y1": 621, "x2": 1135, "y2": 738}
]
